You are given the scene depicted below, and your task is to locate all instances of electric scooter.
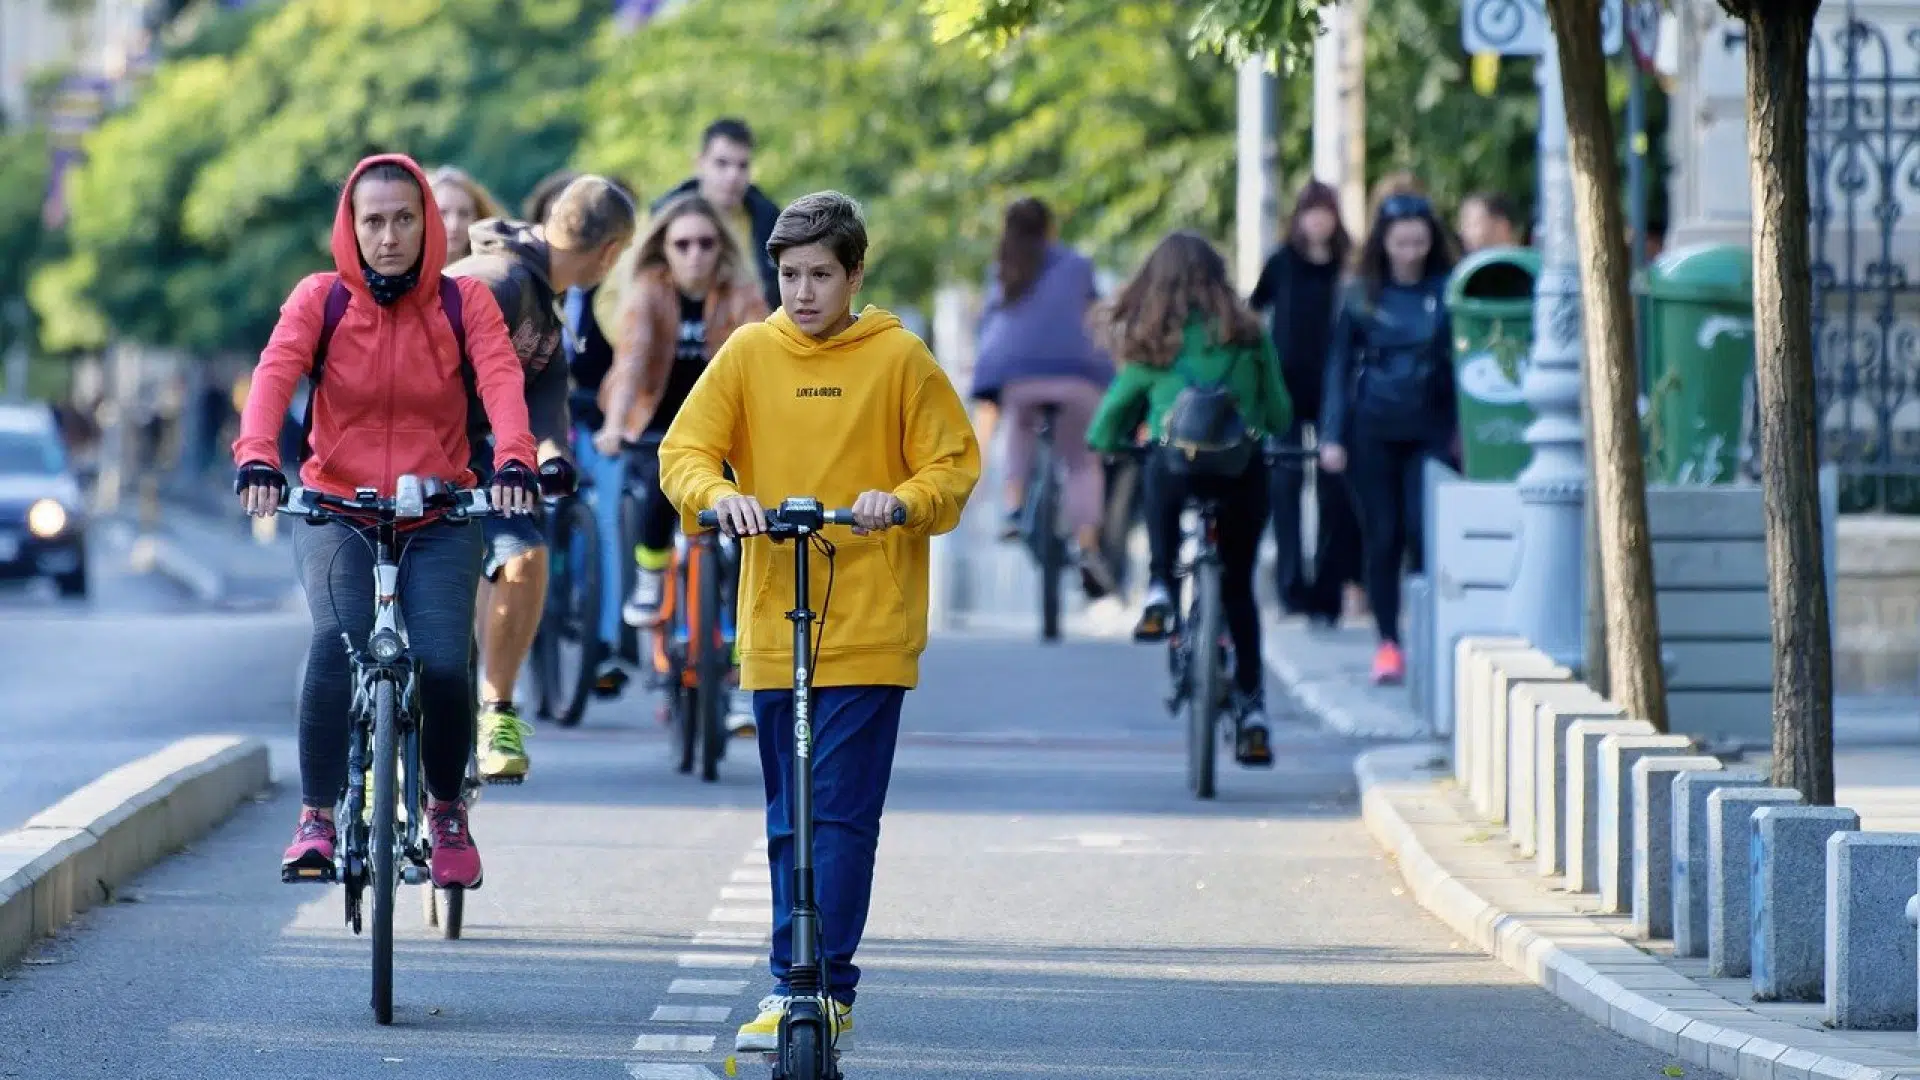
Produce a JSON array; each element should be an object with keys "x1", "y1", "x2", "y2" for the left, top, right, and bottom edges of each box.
[{"x1": 697, "y1": 496, "x2": 905, "y2": 1080}]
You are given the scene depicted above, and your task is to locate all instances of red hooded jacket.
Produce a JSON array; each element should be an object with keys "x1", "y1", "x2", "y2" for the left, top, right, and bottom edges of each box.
[{"x1": 231, "y1": 154, "x2": 536, "y2": 498}]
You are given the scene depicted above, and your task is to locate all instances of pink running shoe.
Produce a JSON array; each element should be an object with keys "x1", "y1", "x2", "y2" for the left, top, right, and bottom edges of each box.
[
  {"x1": 1371, "y1": 641, "x2": 1406, "y2": 686},
  {"x1": 281, "y1": 808, "x2": 336, "y2": 881},
  {"x1": 428, "y1": 799, "x2": 484, "y2": 890}
]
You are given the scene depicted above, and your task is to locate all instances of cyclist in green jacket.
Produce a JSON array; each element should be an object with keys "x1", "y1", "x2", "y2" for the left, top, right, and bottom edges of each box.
[{"x1": 1087, "y1": 231, "x2": 1292, "y2": 749}]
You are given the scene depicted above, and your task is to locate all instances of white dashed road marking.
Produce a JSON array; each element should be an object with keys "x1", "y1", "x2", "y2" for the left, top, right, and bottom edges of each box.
[{"x1": 624, "y1": 842, "x2": 771, "y2": 1075}]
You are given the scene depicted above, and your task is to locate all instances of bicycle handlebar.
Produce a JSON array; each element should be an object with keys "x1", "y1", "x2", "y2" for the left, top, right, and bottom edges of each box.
[
  {"x1": 276, "y1": 480, "x2": 497, "y2": 523},
  {"x1": 1117, "y1": 442, "x2": 1317, "y2": 463},
  {"x1": 695, "y1": 499, "x2": 907, "y2": 534}
]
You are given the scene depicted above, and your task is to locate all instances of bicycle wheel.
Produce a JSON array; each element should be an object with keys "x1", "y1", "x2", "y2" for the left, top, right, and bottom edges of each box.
[
  {"x1": 696, "y1": 541, "x2": 728, "y2": 783},
  {"x1": 1187, "y1": 563, "x2": 1222, "y2": 800},
  {"x1": 371, "y1": 679, "x2": 399, "y2": 1024},
  {"x1": 547, "y1": 498, "x2": 602, "y2": 728}
]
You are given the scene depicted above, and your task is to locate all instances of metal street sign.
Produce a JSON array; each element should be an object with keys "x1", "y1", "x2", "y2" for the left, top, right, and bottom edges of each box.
[{"x1": 1463, "y1": 0, "x2": 1625, "y2": 57}]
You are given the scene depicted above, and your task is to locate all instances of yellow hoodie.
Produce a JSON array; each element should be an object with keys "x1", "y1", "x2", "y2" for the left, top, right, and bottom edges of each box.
[{"x1": 659, "y1": 306, "x2": 981, "y2": 690}]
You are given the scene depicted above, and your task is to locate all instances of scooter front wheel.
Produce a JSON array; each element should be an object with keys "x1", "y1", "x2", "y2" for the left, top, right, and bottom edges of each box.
[{"x1": 778, "y1": 1021, "x2": 828, "y2": 1080}]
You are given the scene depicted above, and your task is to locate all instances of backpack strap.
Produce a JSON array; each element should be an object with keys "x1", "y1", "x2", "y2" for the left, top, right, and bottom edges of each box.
[
  {"x1": 298, "y1": 278, "x2": 353, "y2": 463},
  {"x1": 439, "y1": 275, "x2": 492, "y2": 466}
]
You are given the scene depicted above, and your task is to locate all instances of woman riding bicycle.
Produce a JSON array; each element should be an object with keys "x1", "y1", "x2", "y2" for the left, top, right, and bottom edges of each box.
[
  {"x1": 232, "y1": 154, "x2": 540, "y2": 890},
  {"x1": 969, "y1": 197, "x2": 1117, "y2": 598},
  {"x1": 1086, "y1": 230, "x2": 1292, "y2": 746},
  {"x1": 594, "y1": 192, "x2": 769, "y2": 726}
]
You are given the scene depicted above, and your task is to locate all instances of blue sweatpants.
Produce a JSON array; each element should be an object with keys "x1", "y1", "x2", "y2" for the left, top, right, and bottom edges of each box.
[
  {"x1": 754, "y1": 685, "x2": 906, "y2": 1005},
  {"x1": 572, "y1": 422, "x2": 628, "y2": 650}
]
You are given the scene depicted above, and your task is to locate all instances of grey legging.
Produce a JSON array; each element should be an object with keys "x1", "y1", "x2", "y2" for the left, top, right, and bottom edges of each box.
[{"x1": 293, "y1": 517, "x2": 483, "y2": 808}]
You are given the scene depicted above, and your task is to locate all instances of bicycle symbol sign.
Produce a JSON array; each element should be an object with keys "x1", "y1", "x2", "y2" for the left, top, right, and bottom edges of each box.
[{"x1": 1462, "y1": 0, "x2": 1625, "y2": 57}]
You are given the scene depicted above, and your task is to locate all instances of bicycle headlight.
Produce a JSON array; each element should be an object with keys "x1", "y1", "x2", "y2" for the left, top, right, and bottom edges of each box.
[
  {"x1": 368, "y1": 631, "x2": 403, "y2": 663},
  {"x1": 26, "y1": 499, "x2": 67, "y2": 539}
]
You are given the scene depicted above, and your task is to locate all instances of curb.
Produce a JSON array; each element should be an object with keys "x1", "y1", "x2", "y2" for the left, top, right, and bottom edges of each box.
[
  {"x1": 148, "y1": 533, "x2": 224, "y2": 604},
  {"x1": 1260, "y1": 622, "x2": 1426, "y2": 739},
  {"x1": 0, "y1": 736, "x2": 271, "y2": 971},
  {"x1": 1355, "y1": 743, "x2": 1920, "y2": 1080}
]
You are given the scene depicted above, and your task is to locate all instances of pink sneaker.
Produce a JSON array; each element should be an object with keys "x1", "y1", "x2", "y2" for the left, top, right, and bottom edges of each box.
[
  {"x1": 282, "y1": 808, "x2": 336, "y2": 879},
  {"x1": 428, "y1": 799, "x2": 483, "y2": 890},
  {"x1": 1371, "y1": 641, "x2": 1406, "y2": 686}
]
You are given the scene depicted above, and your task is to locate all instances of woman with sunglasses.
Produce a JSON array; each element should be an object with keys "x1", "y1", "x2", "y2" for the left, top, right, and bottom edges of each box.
[
  {"x1": 1318, "y1": 191, "x2": 1459, "y2": 685},
  {"x1": 594, "y1": 192, "x2": 769, "y2": 724}
]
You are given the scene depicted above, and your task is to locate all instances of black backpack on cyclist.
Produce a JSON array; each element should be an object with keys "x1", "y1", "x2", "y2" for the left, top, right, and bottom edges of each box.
[{"x1": 1158, "y1": 356, "x2": 1256, "y2": 478}]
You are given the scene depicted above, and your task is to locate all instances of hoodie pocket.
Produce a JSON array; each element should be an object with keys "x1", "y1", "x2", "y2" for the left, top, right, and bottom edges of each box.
[{"x1": 745, "y1": 533, "x2": 908, "y2": 655}]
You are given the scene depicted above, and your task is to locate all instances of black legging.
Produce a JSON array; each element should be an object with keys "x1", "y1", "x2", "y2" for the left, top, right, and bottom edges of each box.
[
  {"x1": 293, "y1": 518, "x2": 482, "y2": 807},
  {"x1": 1344, "y1": 437, "x2": 1438, "y2": 645},
  {"x1": 1144, "y1": 452, "x2": 1271, "y2": 696}
]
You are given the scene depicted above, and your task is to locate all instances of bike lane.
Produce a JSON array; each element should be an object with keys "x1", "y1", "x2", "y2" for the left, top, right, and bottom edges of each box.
[{"x1": 0, "y1": 633, "x2": 1680, "y2": 1079}]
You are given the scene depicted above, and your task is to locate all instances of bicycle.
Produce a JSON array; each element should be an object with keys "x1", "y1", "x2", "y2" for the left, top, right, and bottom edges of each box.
[
  {"x1": 1142, "y1": 444, "x2": 1302, "y2": 799},
  {"x1": 698, "y1": 497, "x2": 904, "y2": 1080},
  {"x1": 655, "y1": 522, "x2": 741, "y2": 782},
  {"x1": 274, "y1": 475, "x2": 497, "y2": 1024},
  {"x1": 523, "y1": 468, "x2": 601, "y2": 728},
  {"x1": 1013, "y1": 402, "x2": 1068, "y2": 642}
]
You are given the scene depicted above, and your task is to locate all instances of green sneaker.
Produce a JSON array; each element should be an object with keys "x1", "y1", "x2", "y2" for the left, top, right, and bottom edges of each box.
[{"x1": 478, "y1": 703, "x2": 531, "y2": 784}]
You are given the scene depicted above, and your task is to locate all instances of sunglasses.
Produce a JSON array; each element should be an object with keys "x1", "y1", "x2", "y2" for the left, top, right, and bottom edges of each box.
[
  {"x1": 1379, "y1": 194, "x2": 1433, "y2": 221},
  {"x1": 672, "y1": 236, "x2": 718, "y2": 253}
]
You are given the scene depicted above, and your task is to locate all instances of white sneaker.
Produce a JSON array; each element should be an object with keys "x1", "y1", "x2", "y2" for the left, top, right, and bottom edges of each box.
[
  {"x1": 621, "y1": 568, "x2": 665, "y2": 627},
  {"x1": 727, "y1": 687, "x2": 756, "y2": 737}
]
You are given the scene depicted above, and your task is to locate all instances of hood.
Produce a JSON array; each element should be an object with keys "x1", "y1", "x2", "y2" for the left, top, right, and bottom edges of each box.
[
  {"x1": 329, "y1": 154, "x2": 447, "y2": 304},
  {"x1": 768, "y1": 305, "x2": 900, "y2": 355},
  {"x1": 0, "y1": 472, "x2": 80, "y2": 509},
  {"x1": 468, "y1": 218, "x2": 554, "y2": 292}
]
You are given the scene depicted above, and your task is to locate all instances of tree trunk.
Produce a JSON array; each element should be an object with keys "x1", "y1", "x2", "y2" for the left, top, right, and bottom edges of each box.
[
  {"x1": 1583, "y1": 388, "x2": 1610, "y2": 697},
  {"x1": 1733, "y1": 2, "x2": 1834, "y2": 805},
  {"x1": 1546, "y1": 0, "x2": 1670, "y2": 731}
]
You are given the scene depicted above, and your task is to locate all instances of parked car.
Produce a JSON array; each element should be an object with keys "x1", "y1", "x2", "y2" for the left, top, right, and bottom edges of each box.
[{"x1": 0, "y1": 403, "x2": 88, "y2": 598}]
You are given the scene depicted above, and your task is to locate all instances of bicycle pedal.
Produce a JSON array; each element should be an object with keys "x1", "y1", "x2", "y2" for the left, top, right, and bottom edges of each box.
[
  {"x1": 481, "y1": 774, "x2": 526, "y2": 786},
  {"x1": 281, "y1": 859, "x2": 337, "y2": 885}
]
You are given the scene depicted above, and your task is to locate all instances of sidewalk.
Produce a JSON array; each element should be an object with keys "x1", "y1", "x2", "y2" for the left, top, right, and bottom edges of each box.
[{"x1": 1263, "y1": 617, "x2": 1920, "y2": 1080}]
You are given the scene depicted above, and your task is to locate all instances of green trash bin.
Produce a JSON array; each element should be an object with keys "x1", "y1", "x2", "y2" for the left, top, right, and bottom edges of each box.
[
  {"x1": 1445, "y1": 247, "x2": 1540, "y2": 481},
  {"x1": 1638, "y1": 243, "x2": 1755, "y2": 485}
]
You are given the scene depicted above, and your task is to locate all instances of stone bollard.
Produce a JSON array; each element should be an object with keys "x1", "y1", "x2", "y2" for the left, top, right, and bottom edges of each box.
[
  {"x1": 1454, "y1": 637, "x2": 1529, "y2": 788},
  {"x1": 1707, "y1": 787, "x2": 1805, "y2": 978},
  {"x1": 1465, "y1": 644, "x2": 1547, "y2": 813},
  {"x1": 1824, "y1": 833, "x2": 1920, "y2": 1028},
  {"x1": 1751, "y1": 805, "x2": 1859, "y2": 1002},
  {"x1": 1511, "y1": 682, "x2": 1612, "y2": 859},
  {"x1": 1533, "y1": 695, "x2": 1625, "y2": 874},
  {"x1": 1672, "y1": 769, "x2": 1767, "y2": 958},
  {"x1": 1630, "y1": 755, "x2": 1722, "y2": 939},
  {"x1": 1481, "y1": 653, "x2": 1572, "y2": 824},
  {"x1": 1564, "y1": 718, "x2": 1657, "y2": 893},
  {"x1": 1596, "y1": 733, "x2": 1697, "y2": 914}
]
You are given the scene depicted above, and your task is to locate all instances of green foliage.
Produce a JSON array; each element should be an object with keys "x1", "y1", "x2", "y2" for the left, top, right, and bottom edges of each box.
[
  {"x1": 577, "y1": 0, "x2": 1239, "y2": 305},
  {"x1": 925, "y1": 0, "x2": 1335, "y2": 71},
  {"x1": 0, "y1": 128, "x2": 53, "y2": 333},
  {"x1": 34, "y1": 0, "x2": 600, "y2": 355}
]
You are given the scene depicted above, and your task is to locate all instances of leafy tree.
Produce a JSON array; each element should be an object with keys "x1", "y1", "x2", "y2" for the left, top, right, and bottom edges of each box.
[
  {"x1": 34, "y1": 0, "x2": 600, "y2": 355},
  {"x1": 576, "y1": 0, "x2": 1241, "y2": 305},
  {"x1": 926, "y1": 0, "x2": 1331, "y2": 69},
  {"x1": 0, "y1": 126, "x2": 54, "y2": 356}
]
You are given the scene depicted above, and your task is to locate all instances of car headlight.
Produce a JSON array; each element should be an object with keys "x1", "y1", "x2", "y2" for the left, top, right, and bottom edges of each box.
[{"x1": 26, "y1": 499, "x2": 67, "y2": 539}]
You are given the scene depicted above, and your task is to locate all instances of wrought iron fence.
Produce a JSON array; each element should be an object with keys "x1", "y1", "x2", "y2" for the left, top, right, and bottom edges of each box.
[{"x1": 1808, "y1": 12, "x2": 1920, "y2": 513}]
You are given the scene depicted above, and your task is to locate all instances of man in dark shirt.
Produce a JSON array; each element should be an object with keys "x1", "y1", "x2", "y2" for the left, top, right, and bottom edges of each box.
[{"x1": 447, "y1": 175, "x2": 635, "y2": 782}]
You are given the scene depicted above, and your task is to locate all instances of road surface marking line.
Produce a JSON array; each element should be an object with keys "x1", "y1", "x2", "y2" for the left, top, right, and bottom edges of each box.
[
  {"x1": 730, "y1": 867, "x2": 769, "y2": 883},
  {"x1": 668, "y1": 978, "x2": 750, "y2": 996},
  {"x1": 651, "y1": 1004, "x2": 734, "y2": 1023},
  {"x1": 676, "y1": 952, "x2": 758, "y2": 969},
  {"x1": 693, "y1": 930, "x2": 764, "y2": 946},
  {"x1": 706, "y1": 906, "x2": 766, "y2": 923},
  {"x1": 626, "y1": 1055, "x2": 722, "y2": 1074},
  {"x1": 719, "y1": 885, "x2": 765, "y2": 900}
]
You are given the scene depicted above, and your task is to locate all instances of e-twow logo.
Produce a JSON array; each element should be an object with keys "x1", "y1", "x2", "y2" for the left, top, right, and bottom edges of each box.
[{"x1": 795, "y1": 386, "x2": 843, "y2": 398}]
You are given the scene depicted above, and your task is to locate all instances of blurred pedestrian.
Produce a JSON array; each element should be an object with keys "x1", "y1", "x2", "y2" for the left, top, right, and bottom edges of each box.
[
  {"x1": 1249, "y1": 179, "x2": 1363, "y2": 626},
  {"x1": 1319, "y1": 191, "x2": 1459, "y2": 685},
  {"x1": 429, "y1": 166, "x2": 506, "y2": 264},
  {"x1": 1458, "y1": 191, "x2": 1522, "y2": 253},
  {"x1": 970, "y1": 197, "x2": 1117, "y2": 599}
]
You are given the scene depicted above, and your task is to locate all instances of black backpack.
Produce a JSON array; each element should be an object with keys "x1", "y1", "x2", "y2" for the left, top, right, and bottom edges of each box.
[
  {"x1": 295, "y1": 275, "x2": 479, "y2": 463},
  {"x1": 1158, "y1": 355, "x2": 1255, "y2": 478}
]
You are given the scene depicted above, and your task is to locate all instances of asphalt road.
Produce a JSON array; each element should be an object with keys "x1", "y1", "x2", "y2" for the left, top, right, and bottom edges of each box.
[{"x1": 0, "y1": 624, "x2": 1684, "y2": 1079}]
